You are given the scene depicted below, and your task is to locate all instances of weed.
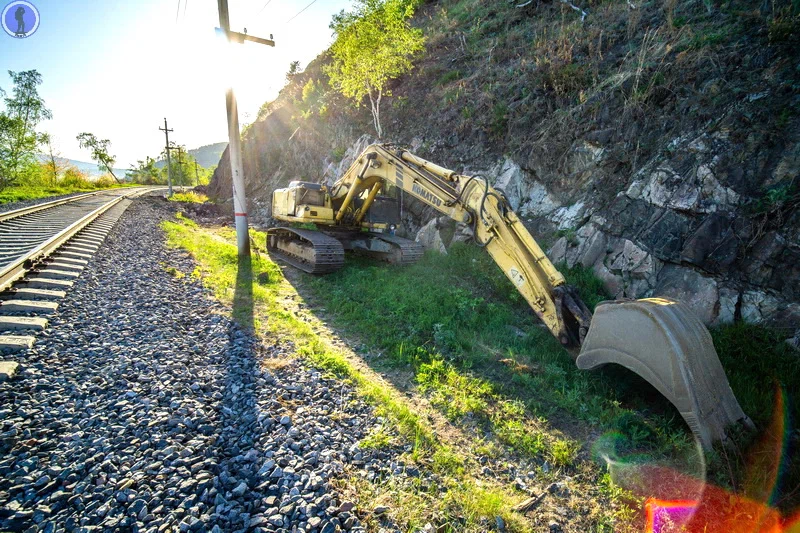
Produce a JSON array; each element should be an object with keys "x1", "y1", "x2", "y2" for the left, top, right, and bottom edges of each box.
[
  {"x1": 542, "y1": 62, "x2": 592, "y2": 97},
  {"x1": 169, "y1": 191, "x2": 208, "y2": 204},
  {"x1": 162, "y1": 264, "x2": 185, "y2": 279},
  {"x1": 550, "y1": 439, "x2": 580, "y2": 467},
  {"x1": 555, "y1": 227, "x2": 579, "y2": 245},
  {"x1": 331, "y1": 147, "x2": 347, "y2": 162},
  {"x1": 443, "y1": 86, "x2": 463, "y2": 105},
  {"x1": 359, "y1": 425, "x2": 395, "y2": 449},
  {"x1": 559, "y1": 262, "x2": 609, "y2": 311},
  {"x1": 391, "y1": 95, "x2": 409, "y2": 109},
  {"x1": 436, "y1": 69, "x2": 462, "y2": 85},
  {"x1": 175, "y1": 212, "x2": 198, "y2": 228},
  {"x1": 768, "y1": 10, "x2": 800, "y2": 44},
  {"x1": 490, "y1": 102, "x2": 509, "y2": 136}
]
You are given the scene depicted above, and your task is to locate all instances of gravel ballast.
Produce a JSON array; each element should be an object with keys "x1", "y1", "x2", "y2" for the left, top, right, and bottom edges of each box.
[{"x1": 0, "y1": 198, "x2": 403, "y2": 532}]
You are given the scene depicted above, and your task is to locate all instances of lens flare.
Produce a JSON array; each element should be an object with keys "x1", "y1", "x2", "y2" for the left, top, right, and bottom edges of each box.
[{"x1": 632, "y1": 385, "x2": 796, "y2": 532}]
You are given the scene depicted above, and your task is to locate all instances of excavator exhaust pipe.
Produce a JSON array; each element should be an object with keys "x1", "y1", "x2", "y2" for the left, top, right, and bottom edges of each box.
[{"x1": 576, "y1": 298, "x2": 753, "y2": 450}]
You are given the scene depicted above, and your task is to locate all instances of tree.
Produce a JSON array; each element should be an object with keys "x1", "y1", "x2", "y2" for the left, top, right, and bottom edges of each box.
[
  {"x1": 0, "y1": 70, "x2": 52, "y2": 189},
  {"x1": 41, "y1": 133, "x2": 64, "y2": 185},
  {"x1": 126, "y1": 156, "x2": 162, "y2": 185},
  {"x1": 326, "y1": 0, "x2": 424, "y2": 138},
  {"x1": 286, "y1": 60, "x2": 302, "y2": 82},
  {"x1": 76, "y1": 132, "x2": 120, "y2": 183}
]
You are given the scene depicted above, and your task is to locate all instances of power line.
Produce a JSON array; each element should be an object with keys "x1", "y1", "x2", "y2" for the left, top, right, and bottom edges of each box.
[
  {"x1": 286, "y1": 0, "x2": 318, "y2": 23},
  {"x1": 175, "y1": 0, "x2": 181, "y2": 23},
  {"x1": 256, "y1": 0, "x2": 273, "y2": 16},
  {"x1": 183, "y1": 0, "x2": 188, "y2": 18}
]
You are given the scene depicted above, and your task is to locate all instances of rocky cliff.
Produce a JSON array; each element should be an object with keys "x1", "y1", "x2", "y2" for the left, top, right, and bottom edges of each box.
[{"x1": 210, "y1": 0, "x2": 799, "y2": 336}]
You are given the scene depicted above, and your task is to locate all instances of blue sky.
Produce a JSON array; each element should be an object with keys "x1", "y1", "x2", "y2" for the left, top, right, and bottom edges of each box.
[{"x1": 0, "y1": 0, "x2": 353, "y2": 167}]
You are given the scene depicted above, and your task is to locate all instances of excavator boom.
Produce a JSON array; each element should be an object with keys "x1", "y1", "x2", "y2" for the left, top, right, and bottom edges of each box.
[{"x1": 267, "y1": 144, "x2": 752, "y2": 449}]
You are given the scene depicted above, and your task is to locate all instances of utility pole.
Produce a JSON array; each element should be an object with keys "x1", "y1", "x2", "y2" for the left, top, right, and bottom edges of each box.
[
  {"x1": 159, "y1": 118, "x2": 174, "y2": 197},
  {"x1": 194, "y1": 161, "x2": 200, "y2": 187},
  {"x1": 216, "y1": 0, "x2": 275, "y2": 257}
]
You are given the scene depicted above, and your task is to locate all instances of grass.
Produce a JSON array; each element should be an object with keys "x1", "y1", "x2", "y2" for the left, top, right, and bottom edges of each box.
[
  {"x1": 162, "y1": 212, "x2": 800, "y2": 523},
  {"x1": 0, "y1": 179, "x2": 128, "y2": 204},
  {"x1": 161, "y1": 216, "x2": 539, "y2": 532},
  {"x1": 168, "y1": 191, "x2": 209, "y2": 203},
  {"x1": 302, "y1": 243, "x2": 685, "y2": 450},
  {"x1": 298, "y1": 243, "x2": 800, "y2": 512}
]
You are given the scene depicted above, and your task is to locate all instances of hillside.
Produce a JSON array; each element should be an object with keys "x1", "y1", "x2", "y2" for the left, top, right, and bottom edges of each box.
[
  {"x1": 153, "y1": 142, "x2": 226, "y2": 170},
  {"x1": 209, "y1": 0, "x2": 799, "y2": 338},
  {"x1": 188, "y1": 141, "x2": 227, "y2": 168}
]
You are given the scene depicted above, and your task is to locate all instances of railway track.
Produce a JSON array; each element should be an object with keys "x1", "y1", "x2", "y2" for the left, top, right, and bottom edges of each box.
[{"x1": 0, "y1": 188, "x2": 159, "y2": 370}]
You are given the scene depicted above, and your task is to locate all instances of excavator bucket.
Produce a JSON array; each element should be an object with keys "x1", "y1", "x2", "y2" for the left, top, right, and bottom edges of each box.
[{"x1": 576, "y1": 298, "x2": 753, "y2": 450}]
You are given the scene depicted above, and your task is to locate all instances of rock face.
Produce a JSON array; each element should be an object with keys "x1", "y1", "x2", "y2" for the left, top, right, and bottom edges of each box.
[
  {"x1": 410, "y1": 128, "x2": 800, "y2": 330},
  {"x1": 208, "y1": 36, "x2": 799, "y2": 332},
  {"x1": 541, "y1": 131, "x2": 800, "y2": 328}
]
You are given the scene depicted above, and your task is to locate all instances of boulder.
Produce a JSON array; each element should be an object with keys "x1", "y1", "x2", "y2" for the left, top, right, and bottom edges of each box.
[
  {"x1": 626, "y1": 161, "x2": 739, "y2": 215},
  {"x1": 549, "y1": 201, "x2": 589, "y2": 230},
  {"x1": 489, "y1": 157, "x2": 559, "y2": 216},
  {"x1": 548, "y1": 223, "x2": 607, "y2": 269},
  {"x1": 603, "y1": 238, "x2": 662, "y2": 299},
  {"x1": 415, "y1": 219, "x2": 447, "y2": 255},
  {"x1": 715, "y1": 286, "x2": 740, "y2": 325},
  {"x1": 491, "y1": 157, "x2": 528, "y2": 211},
  {"x1": 741, "y1": 290, "x2": 781, "y2": 323},
  {"x1": 550, "y1": 225, "x2": 660, "y2": 299}
]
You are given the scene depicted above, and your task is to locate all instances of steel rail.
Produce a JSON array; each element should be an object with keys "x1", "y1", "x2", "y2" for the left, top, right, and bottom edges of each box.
[
  {"x1": 0, "y1": 191, "x2": 105, "y2": 223},
  {"x1": 0, "y1": 189, "x2": 144, "y2": 291}
]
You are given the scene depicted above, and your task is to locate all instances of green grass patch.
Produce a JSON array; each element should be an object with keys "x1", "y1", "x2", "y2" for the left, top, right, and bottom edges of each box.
[
  {"x1": 169, "y1": 191, "x2": 209, "y2": 203},
  {"x1": 436, "y1": 69, "x2": 462, "y2": 86},
  {"x1": 0, "y1": 181, "x2": 128, "y2": 204},
  {"x1": 302, "y1": 244, "x2": 649, "y2": 436},
  {"x1": 300, "y1": 242, "x2": 798, "y2": 502}
]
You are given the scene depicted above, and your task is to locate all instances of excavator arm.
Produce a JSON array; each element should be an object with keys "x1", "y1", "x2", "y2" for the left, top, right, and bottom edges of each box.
[
  {"x1": 269, "y1": 144, "x2": 753, "y2": 449},
  {"x1": 328, "y1": 145, "x2": 592, "y2": 346}
]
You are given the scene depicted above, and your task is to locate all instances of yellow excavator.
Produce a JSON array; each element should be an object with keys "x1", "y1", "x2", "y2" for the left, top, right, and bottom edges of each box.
[{"x1": 267, "y1": 144, "x2": 752, "y2": 449}]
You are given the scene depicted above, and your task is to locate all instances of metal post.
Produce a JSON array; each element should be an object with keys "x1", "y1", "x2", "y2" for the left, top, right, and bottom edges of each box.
[
  {"x1": 217, "y1": 0, "x2": 249, "y2": 256},
  {"x1": 159, "y1": 118, "x2": 174, "y2": 197},
  {"x1": 216, "y1": 0, "x2": 274, "y2": 257}
]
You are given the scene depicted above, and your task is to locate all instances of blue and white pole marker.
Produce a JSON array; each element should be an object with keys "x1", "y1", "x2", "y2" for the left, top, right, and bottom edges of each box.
[{"x1": 2, "y1": 1, "x2": 40, "y2": 39}]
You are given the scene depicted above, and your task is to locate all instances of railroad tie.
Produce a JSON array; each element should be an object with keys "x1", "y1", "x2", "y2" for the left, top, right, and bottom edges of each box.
[
  {"x1": 0, "y1": 288, "x2": 66, "y2": 301},
  {"x1": 0, "y1": 316, "x2": 48, "y2": 331},
  {"x1": 0, "y1": 299, "x2": 59, "y2": 315}
]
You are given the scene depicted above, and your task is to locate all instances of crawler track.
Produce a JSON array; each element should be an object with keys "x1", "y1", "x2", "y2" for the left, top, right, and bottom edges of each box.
[
  {"x1": 371, "y1": 233, "x2": 424, "y2": 266},
  {"x1": 266, "y1": 227, "x2": 345, "y2": 274}
]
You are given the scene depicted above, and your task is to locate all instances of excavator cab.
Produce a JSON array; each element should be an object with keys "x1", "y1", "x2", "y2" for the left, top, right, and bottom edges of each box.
[{"x1": 271, "y1": 181, "x2": 334, "y2": 223}]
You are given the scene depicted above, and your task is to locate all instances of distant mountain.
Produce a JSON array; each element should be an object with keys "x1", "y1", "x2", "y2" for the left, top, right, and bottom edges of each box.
[
  {"x1": 189, "y1": 142, "x2": 227, "y2": 168},
  {"x1": 152, "y1": 142, "x2": 228, "y2": 169},
  {"x1": 37, "y1": 155, "x2": 128, "y2": 178}
]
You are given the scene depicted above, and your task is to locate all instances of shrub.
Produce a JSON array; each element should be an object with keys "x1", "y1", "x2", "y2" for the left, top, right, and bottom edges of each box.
[
  {"x1": 60, "y1": 167, "x2": 92, "y2": 189},
  {"x1": 94, "y1": 175, "x2": 117, "y2": 189}
]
